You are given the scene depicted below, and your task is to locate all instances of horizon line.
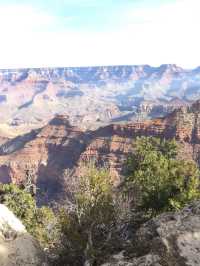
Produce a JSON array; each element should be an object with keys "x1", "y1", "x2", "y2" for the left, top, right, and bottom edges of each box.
[{"x1": 0, "y1": 63, "x2": 198, "y2": 71}]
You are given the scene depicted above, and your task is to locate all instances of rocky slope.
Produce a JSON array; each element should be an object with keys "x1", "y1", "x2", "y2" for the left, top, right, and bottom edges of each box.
[
  {"x1": 0, "y1": 204, "x2": 45, "y2": 266},
  {"x1": 0, "y1": 100, "x2": 200, "y2": 203},
  {"x1": 101, "y1": 201, "x2": 200, "y2": 266},
  {"x1": 0, "y1": 64, "x2": 200, "y2": 135}
]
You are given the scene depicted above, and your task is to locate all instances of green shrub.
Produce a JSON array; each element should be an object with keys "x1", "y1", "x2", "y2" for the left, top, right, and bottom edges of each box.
[
  {"x1": 125, "y1": 137, "x2": 200, "y2": 217},
  {"x1": 57, "y1": 164, "x2": 119, "y2": 266}
]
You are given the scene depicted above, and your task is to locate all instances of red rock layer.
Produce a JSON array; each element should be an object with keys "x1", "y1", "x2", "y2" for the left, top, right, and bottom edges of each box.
[{"x1": 1, "y1": 101, "x2": 200, "y2": 203}]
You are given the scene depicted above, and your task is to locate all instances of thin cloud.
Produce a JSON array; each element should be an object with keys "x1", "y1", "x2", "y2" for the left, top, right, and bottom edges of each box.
[
  {"x1": 0, "y1": 0, "x2": 199, "y2": 68},
  {"x1": 0, "y1": 4, "x2": 58, "y2": 32},
  {"x1": 126, "y1": 0, "x2": 200, "y2": 25}
]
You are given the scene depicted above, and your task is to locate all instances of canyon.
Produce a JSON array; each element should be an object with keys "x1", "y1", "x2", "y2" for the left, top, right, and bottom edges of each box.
[
  {"x1": 0, "y1": 64, "x2": 200, "y2": 137},
  {"x1": 0, "y1": 99, "x2": 200, "y2": 204}
]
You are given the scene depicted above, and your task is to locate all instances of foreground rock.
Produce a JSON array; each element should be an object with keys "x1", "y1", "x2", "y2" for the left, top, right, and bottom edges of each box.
[
  {"x1": 0, "y1": 204, "x2": 46, "y2": 266},
  {"x1": 102, "y1": 201, "x2": 200, "y2": 266}
]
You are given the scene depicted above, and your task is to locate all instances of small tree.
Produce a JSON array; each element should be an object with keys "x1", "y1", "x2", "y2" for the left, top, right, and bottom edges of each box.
[
  {"x1": 125, "y1": 137, "x2": 200, "y2": 217},
  {"x1": 58, "y1": 164, "x2": 118, "y2": 266}
]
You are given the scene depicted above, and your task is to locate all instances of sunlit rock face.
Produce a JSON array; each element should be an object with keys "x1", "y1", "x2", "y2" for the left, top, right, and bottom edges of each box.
[
  {"x1": 0, "y1": 204, "x2": 45, "y2": 266},
  {"x1": 0, "y1": 204, "x2": 26, "y2": 236}
]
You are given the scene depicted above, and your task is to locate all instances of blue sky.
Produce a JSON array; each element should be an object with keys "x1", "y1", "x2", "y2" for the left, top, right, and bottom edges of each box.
[
  {"x1": 0, "y1": 0, "x2": 199, "y2": 68},
  {"x1": 0, "y1": 0, "x2": 175, "y2": 31}
]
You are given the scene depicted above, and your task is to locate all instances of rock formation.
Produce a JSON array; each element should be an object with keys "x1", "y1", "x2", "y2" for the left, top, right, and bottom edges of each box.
[
  {"x1": 0, "y1": 64, "x2": 200, "y2": 135},
  {"x1": 101, "y1": 201, "x2": 200, "y2": 266},
  {"x1": 0, "y1": 100, "x2": 200, "y2": 203},
  {"x1": 0, "y1": 204, "x2": 45, "y2": 266}
]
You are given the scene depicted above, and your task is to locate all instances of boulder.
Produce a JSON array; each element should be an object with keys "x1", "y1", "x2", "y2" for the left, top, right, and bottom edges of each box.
[
  {"x1": 102, "y1": 201, "x2": 200, "y2": 266},
  {"x1": 101, "y1": 252, "x2": 161, "y2": 266},
  {"x1": 0, "y1": 204, "x2": 46, "y2": 266}
]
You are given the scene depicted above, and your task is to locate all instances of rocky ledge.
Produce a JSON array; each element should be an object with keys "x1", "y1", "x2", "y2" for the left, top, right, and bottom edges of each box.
[
  {"x1": 0, "y1": 204, "x2": 45, "y2": 266},
  {"x1": 102, "y1": 201, "x2": 200, "y2": 266}
]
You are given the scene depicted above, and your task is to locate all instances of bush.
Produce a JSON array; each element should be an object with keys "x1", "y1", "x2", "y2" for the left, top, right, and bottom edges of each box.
[
  {"x1": 56, "y1": 164, "x2": 119, "y2": 266},
  {"x1": 125, "y1": 137, "x2": 200, "y2": 217}
]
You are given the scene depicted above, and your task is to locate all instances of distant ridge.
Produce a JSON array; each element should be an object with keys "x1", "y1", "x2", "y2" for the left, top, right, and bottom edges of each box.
[
  {"x1": 0, "y1": 63, "x2": 194, "y2": 71},
  {"x1": 0, "y1": 64, "x2": 199, "y2": 137}
]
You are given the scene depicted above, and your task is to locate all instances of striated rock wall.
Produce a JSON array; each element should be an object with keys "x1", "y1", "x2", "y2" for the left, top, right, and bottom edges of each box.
[{"x1": 1, "y1": 101, "x2": 200, "y2": 203}]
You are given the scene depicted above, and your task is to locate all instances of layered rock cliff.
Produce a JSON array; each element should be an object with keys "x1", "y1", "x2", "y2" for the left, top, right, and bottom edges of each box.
[
  {"x1": 0, "y1": 100, "x2": 200, "y2": 203},
  {"x1": 0, "y1": 64, "x2": 200, "y2": 135}
]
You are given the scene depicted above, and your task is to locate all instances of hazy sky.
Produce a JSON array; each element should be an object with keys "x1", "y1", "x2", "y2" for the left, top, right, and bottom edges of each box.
[{"x1": 0, "y1": 0, "x2": 199, "y2": 68}]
